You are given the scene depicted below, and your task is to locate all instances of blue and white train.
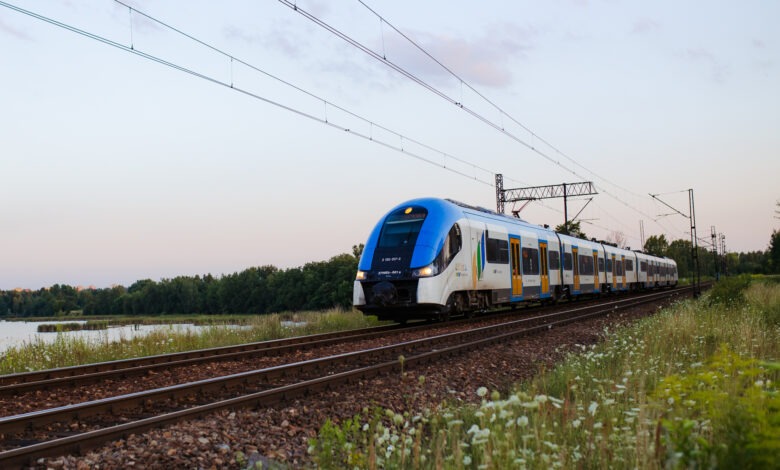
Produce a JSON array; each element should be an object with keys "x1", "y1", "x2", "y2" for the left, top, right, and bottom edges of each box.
[{"x1": 353, "y1": 198, "x2": 677, "y2": 322}]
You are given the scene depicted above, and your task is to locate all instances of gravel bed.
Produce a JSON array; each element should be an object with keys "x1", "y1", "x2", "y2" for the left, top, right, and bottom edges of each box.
[
  {"x1": 0, "y1": 310, "x2": 557, "y2": 417},
  {"x1": 21, "y1": 298, "x2": 680, "y2": 470}
]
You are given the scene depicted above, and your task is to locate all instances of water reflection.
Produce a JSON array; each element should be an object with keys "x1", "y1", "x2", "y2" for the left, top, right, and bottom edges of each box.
[{"x1": 0, "y1": 320, "x2": 210, "y2": 353}]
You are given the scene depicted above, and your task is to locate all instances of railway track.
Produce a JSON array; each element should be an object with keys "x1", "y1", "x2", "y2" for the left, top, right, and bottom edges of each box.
[
  {"x1": 0, "y1": 286, "x2": 692, "y2": 467},
  {"x1": 0, "y1": 289, "x2": 658, "y2": 399}
]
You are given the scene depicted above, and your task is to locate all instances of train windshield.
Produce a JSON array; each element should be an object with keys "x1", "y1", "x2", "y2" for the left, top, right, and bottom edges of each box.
[{"x1": 378, "y1": 206, "x2": 428, "y2": 248}]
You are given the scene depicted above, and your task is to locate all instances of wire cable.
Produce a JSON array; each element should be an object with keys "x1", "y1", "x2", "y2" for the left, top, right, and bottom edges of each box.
[
  {"x1": 0, "y1": 0, "x2": 511, "y2": 188},
  {"x1": 282, "y1": 0, "x2": 678, "y2": 238},
  {"x1": 354, "y1": 0, "x2": 645, "y2": 201}
]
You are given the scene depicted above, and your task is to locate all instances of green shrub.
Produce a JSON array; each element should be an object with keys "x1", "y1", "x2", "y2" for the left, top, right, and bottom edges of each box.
[
  {"x1": 708, "y1": 274, "x2": 752, "y2": 306},
  {"x1": 652, "y1": 346, "x2": 780, "y2": 469}
]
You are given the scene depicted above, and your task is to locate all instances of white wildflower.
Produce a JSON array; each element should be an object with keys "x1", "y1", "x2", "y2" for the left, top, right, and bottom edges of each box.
[
  {"x1": 588, "y1": 402, "x2": 598, "y2": 416},
  {"x1": 477, "y1": 386, "x2": 488, "y2": 397},
  {"x1": 517, "y1": 416, "x2": 529, "y2": 427}
]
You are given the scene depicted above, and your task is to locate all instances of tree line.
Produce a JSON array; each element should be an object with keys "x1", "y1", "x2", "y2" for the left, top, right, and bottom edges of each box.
[
  {"x1": 2, "y1": 228, "x2": 779, "y2": 318},
  {"x1": 642, "y1": 230, "x2": 780, "y2": 278},
  {"x1": 0, "y1": 247, "x2": 363, "y2": 318}
]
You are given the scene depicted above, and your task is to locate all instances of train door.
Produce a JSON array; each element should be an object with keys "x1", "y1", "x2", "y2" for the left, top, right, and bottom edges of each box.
[
  {"x1": 510, "y1": 237, "x2": 523, "y2": 298},
  {"x1": 593, "y1": 250, "x2": 599, "y2": 292},
  {"x1": 621, "y1": 255, "x2": 627, "y2": 288},
  {"x1": 572, "y1": 246, "x2": 580, "y2": 292},
  {"x1": 611, "y1": 254, "x2": 617, "y2": 289},
  {"x1": 540, "y1": 241, "x2": 549, "y2": 296}
]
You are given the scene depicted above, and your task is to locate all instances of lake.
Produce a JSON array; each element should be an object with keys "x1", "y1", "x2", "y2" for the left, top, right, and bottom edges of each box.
[{"x1": 0, "y1": 319, "x2": 210, "y2": 353}]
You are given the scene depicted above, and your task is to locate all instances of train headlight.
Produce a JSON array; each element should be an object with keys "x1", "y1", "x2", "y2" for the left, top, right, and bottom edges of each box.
[
  {"x1": 412, "y1": 264, "x2": 437, "y2": 278},
  {"x1": 356, "y1": 270, "x2": 368, "y2": 281}
]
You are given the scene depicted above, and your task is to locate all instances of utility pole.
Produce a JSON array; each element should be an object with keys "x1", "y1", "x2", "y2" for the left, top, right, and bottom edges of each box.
[
  {"x1": 495, "y1": 175, "x2": 597, "y2": 229},
  {"x1": 720, "y1": 234, "x2": 727, "y2": 276},
  {"x1": 689, "y1": 189, "x2": 701, "y2": 295},
  {"x1": 711, "y1": 226, "x2": 719, "y2": 281},
  {"x1": 649, "y1": 189, "x2": 701, "y2": 298},
  {"x1": 495, "y1": 174, "x2": 505, "y2": 214},
  {"x1": 640, "y1": 220, "x2": 645, "y2": 251}
]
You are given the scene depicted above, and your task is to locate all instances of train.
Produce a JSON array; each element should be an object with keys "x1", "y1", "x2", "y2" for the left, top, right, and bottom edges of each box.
[{"x1": 353, "y1": 197, "x2": 677, "y2": 322}]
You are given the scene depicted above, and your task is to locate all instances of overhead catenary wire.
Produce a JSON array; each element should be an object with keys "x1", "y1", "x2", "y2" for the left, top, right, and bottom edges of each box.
[
  {"x1": 276, "y1": 0, "x2": 585, "y2": 180},
  {"x1": 281, "y1": 0, "x2": 678, "y2": 238},
  {"x1": 5, "y1": 1, "x2": 692, "y2": 239},
  {"x1": 0, "y1": 0, "x2": 522, "y2": 189},
  {"x1": 353, "y1": 0, "x2": 645, "y2": 202},
  {"x1": 360, "y1": 0, "x2": 684, "y2": 237}
]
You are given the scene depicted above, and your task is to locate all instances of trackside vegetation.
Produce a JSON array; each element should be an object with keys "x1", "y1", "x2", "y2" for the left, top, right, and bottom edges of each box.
[
  {"x1": 309, "y1": 276, "x2": 780, "y2": 469},
  {"x1": 0, "y1": 309, "x2": 379, "y2": 375}
]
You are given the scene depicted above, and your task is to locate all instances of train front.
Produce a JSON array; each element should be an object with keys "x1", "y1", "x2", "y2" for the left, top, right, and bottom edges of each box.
[{"x1": 353, "y1": 198, "x2": 463, "y2": 321}]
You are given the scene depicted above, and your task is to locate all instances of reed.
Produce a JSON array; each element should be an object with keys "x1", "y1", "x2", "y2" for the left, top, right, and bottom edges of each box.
[{"x1": 0, "y1": 309, "x2": 379, "y2": 374}]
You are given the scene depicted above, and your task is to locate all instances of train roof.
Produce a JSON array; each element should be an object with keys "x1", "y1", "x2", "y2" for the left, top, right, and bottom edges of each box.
[{"x1": 359, "y1": 198, "x2": 675, "y2": 270}]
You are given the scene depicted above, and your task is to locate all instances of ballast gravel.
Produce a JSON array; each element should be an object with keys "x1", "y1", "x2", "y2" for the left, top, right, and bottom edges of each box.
[{"x1": 32, "y1": 303, "x2": 671, "y2": 469}]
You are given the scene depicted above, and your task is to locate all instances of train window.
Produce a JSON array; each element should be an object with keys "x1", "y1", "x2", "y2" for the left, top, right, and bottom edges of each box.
[
  {"x1": 549, "y1": 250, "x2": 560, "y2": 270},
  {"x1": 578, "y1": 255, "x2": 594, "y2": 275},
  {"x1": 598, "y1": 257, "x2": 605, "y2": 273},
  {"x1": 522, "y1": 247, "x2": 540, "y2": 275},
  {"x1": 486, "y1": 237, "x2": 509, "y2": 264},
  {"x1": 377, "y1": 206, "x2": 427, "y2": 248},
  {"x1": 448, "y1": 224, "x2": 462, "y2": 258},
  {"x1": 433, "y1": 224, "x2": 462, "y2": 272},
  {"x1": 640, "y1": 261, "x2": 647, "y2": 272},
  {"x1": 563, "y1": 252, "x2": 573, "y2": 271},
  {"x1": 616, "y1": 260, "x2": 624, "y2": 276},
  {"x1": 606, "y1": 258, "x2": 612, "y2": 272},
  {"x1": 625, "y1": 260, "x2": 634, "y2": 271}
]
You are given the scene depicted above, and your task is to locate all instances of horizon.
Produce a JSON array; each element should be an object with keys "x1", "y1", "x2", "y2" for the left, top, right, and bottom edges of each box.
[{"x1": 2, "y1": 0, "x2": 778, "y2": 290}]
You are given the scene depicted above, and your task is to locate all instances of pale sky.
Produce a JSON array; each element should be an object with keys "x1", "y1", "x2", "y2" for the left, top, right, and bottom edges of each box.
[{"x1": 1, "y1": 0, "x2": 778, "y2": 290}]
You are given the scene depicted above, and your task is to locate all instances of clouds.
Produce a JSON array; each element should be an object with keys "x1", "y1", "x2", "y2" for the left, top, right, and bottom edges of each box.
[
  {"x1": 631, "y1": 18, "x2": 661, "y2": 35},
  {"x1": 383, "y1": 23, "x2": 537, "y2": 89},
  {"x1": 0, "y1": 15, "x2": 33, "y2": 41},
  {"x1": 683, "y1": 47, "x2": 729, "y2": 83},
  {"x1": 224, "y1": 23, "x2": 304, "y2": 58}
]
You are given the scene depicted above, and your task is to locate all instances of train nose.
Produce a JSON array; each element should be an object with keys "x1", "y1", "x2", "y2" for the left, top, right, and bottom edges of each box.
[{"x1": 371, "y1": 281, "x2": 398, "y2": 306}]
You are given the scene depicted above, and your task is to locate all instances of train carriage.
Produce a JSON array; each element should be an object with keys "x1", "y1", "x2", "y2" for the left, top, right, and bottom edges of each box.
[
  {"x1": 635, "y1": 251, "x2": 653, "y2": 288},
  {"x1": 354, "y1": 198, "x2": 678, "y2": 322}
]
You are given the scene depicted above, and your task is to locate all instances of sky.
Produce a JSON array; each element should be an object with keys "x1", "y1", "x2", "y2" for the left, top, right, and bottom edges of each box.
[{"x1": 1, "y1": 0, "x2": 778, "y2": 290}]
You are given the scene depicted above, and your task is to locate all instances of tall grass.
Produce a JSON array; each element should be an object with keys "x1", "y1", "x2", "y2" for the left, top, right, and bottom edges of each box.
[
  {"x1": 310, "y1": 282, "x2": 780, "y2": 468},
  {"x1": 0, "y1": 309, "x2": 380, "y2": 375}
]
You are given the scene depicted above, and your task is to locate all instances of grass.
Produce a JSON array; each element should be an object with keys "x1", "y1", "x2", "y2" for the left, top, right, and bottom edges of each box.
[
  {"x1": 309, "y1": 280, "x2": 780, "y2": 469},
  {"x1": 0, "y1": 309, "x2": 381, "y2": 375}
]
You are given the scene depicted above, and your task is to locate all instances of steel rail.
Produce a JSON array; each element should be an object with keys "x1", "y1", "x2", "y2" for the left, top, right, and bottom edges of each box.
[
  {"x1": 0, "y1": 288, "x2": 685, "y2": 434},
  {"x1": 0, "y1": 322, "x2": 408, "y2": 387},
  {"x1": 0, "y1": 284, "x2": 694, "y2": 394},
  {"x1": 0, "y1": 287, "x2": 689, "y2": 467}
]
